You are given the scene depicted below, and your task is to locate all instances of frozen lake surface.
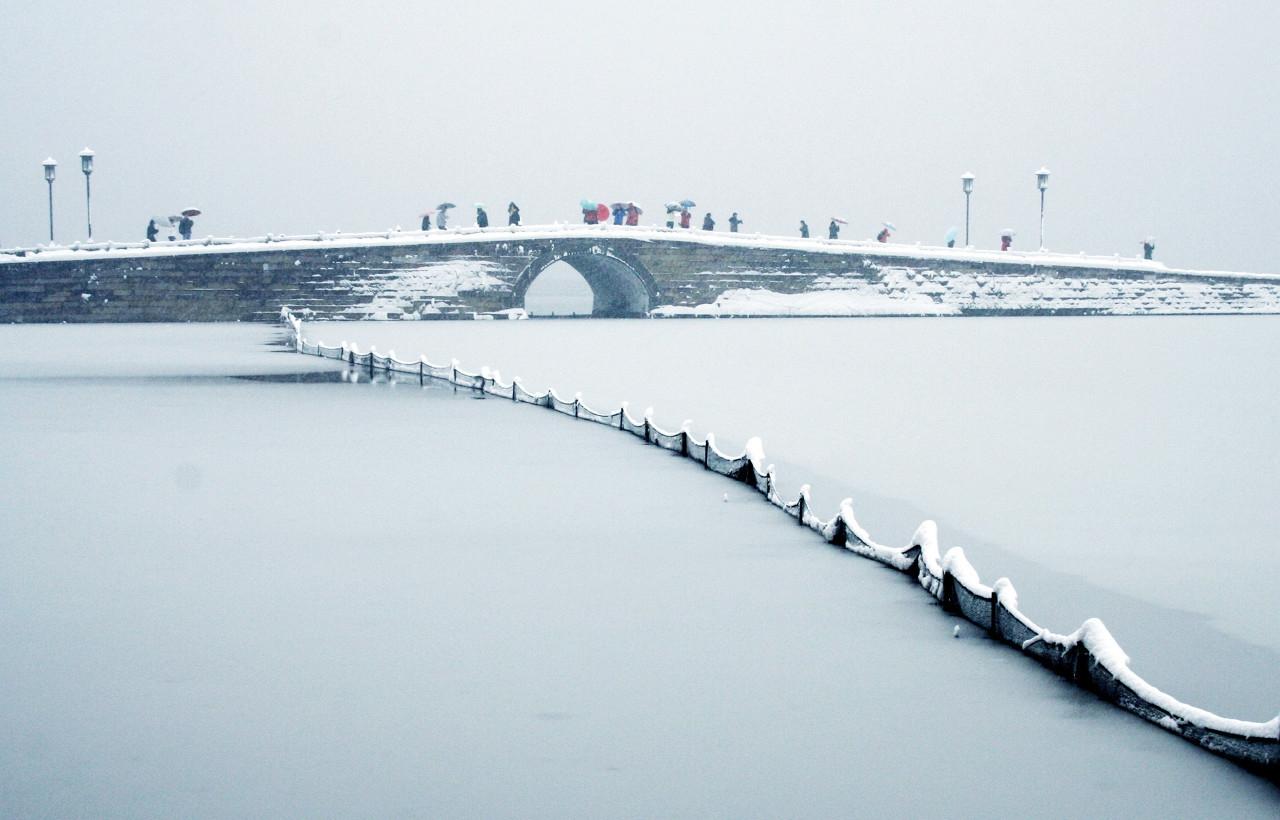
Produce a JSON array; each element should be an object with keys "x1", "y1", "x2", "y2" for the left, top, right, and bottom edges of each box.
[
  {"x1": 313, "y1": 317, "x2": 1280, "y2": 721},
  {"x1": 0, "y1": 323, "x2": 1276, "y2": 816}
]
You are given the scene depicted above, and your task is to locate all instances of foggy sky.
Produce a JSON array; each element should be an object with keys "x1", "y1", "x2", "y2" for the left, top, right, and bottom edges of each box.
[{"x1": 2, "y1": 0, "x2": 1277, "y2": 272}]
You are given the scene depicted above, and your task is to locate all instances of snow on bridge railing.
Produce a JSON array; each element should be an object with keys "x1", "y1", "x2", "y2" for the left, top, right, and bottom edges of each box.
[
  {"x1": 6, "y1": 223, "x2": 1274, "y2": 281},
  {"x1": 277, "y1": 306, "x2": 1278, "y2": 781}
]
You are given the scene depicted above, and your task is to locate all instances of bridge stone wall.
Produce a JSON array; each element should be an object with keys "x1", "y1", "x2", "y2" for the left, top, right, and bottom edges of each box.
[{"x1": 2, "y1": 228, "x2": 1278, "y2": 322}]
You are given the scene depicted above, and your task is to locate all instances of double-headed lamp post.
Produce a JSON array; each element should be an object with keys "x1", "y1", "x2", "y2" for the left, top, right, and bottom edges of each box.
[
  {"x1": 1035, "y1": 166, "x2": 1051, "y2": 250},
  {"x1": 961, "y1": 172, "x2": 975, "y2": 247},
  {"x1": 79, "y1": 148, "x2": 95, "y2": 240},
  {"x1": 42, "y1": 158, "x2": 58, "y2": 242}
]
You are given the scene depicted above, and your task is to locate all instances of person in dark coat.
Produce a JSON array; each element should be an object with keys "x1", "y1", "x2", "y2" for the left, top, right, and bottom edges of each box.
[
  {"x1": 476, "y1": 206, "x2": 489, "y2": 228},
  {"x1": 420, "y1": 213, "x2": 431, "y2": 231},
  {"x1": 625, "y1": 203, "x2": 640, "y2": 226},
  {"x1": 508, "y1": 202, "x2": 521, "y2": 226},
  {"x1": 679, "y1": 209, "x2": 692, "y2": 229},
  {"x1": 178, "y1": 215, "x2": 194, "y2": 240},
  {"x1": 828, "y1": 219, "x2": 840, "y2": 240},
  {"x1": 1142, "y1": 238, "x2": 1155, "y2": 260},
  {"x1": 146, "y1": 219, "x2": 159, "y2": 242},
  {"x1": 702, "y1": 213, "x2": 715, "y2": 230},
  {"x1": 612, "y1": 204, "x2": 626, "y2": 225},
  {"x1": 876, "y1": 227, "x2": 890, "y2": 243},
  {"x1": 1001, "y1": 232, "x2": 1013, "y2": 251},
  {"x1": 799, "y1": 220, "x2": 809, "y2": 238},
  {"x1": 728, "y1": 212, "x2": 742, "y2": 232}
]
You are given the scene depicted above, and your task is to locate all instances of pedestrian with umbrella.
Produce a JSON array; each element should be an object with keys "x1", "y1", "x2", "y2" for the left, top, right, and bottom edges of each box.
[
  {"x1": 146, "y1": 218, "x2": 159, "y2": 242},
  {"x1": 508, "y1": 202, "x2": 521, "y2": 226},
  {"x1": 877, "y1": 221, "x2": 895, "y2": 243},
  {"x1": 799, "y1": 220, "x2": 810, "y2": 238},
  {"x1": 1000, "y1": 229, "x2": 1015, "y2": 251},
  {"x1": 178, "y1": 208, "x2": 200, "y2": 240},
  {"x1": 436, "y1": 202, "x2": 455, "y2": 230},
  {"x1": 680, "y1": 208, "x2": 692, "y2": 229},
  {"x1": 702, "y1": 212, "x2": 715, "y2": 230},
  {"x1": 829, "y1": 218, "x2": 845, "y2": 240},
  {"x1": 728, "y1": 212, "x2": 743, "y2": 232},
  {"x1": 665, "y1": 203, "x2": 679, "y2": 229},
  {"x1": 581, "y1": 199, "x2": 599, "y2": 224},
  {"x1": 611, "y1": 202, "x2": 626, "y2": 225},
  {"x1": 944, "y1": 226, "x2": 958, "y2": 248},
  {"x1": 1142, "y1": 236, "x2": 1156, "y2": 260},
  {"x1": 625, "y1": 202, "x2": 641, "y2": 226},
  {"x1": 476, "y1": 203, "x2": 489, "y2": 228}
]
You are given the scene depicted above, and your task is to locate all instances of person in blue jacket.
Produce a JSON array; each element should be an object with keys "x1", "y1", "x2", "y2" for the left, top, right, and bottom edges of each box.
[
  {"x1": 612, "y1": 204, "x2": 626, "y2": 225},
  {"x1": 799, "y1": 220, "x2": 809, "y2": 238},
  {"x1": 728, "y1": 212, "x2": 742, "y2": 232}
]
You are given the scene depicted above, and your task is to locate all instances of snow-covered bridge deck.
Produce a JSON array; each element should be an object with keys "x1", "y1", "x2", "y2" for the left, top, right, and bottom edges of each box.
[{"x1": 3, "y1": 224, "x2": 1279, "y2": 321}]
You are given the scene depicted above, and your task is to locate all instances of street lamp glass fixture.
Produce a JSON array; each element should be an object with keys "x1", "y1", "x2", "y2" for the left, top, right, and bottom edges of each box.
[
  {"x1": 43, "y1": 157, "x2": 58, "y2": 183},
  {"x1": 80, "y1": 147, "x2": 95, "y2": 175},
  {"x1": 1035, "y1": 166, "x2": 1051, "y2": 191},
  {"x1": 961, "y1": 172, "x2": 975, "y2": 194}
]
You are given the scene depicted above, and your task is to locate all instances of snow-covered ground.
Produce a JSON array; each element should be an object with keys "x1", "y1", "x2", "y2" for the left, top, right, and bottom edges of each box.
[
  {"x1": 315, "y1": 317, "x2": 1280, "y2": 723},
  {"x1": 1, "y1": 324, "x2": 1276, "y2": 816}
]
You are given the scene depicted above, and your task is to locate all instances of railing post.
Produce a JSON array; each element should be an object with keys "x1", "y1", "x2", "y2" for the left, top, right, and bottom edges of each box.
[
  {"x1": 419, "y1": 361, "x2": 424, "y2": 385},
  {"x1": 643, "y1": 418, "x2": 650, "y2": 442},
  {"x1": 367, "y1": 352, "x2": 374, "y2": 378}
]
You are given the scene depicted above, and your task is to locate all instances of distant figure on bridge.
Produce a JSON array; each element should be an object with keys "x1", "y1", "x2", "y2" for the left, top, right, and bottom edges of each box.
[
  {"x1": 625, "y1": 203, "x2": 640, "y2": 226},
  {"x1": 728, "y1": 212, "x2": 742, "y2": 232},
  {"x1": 437, "y1": 207, "x2": 449, "y2": 230},
  {"x1": 508, "y1": 202, "x2": 521, "y2": 226},
  {"x1": 828, "y1": 219, "x2": 840, "y2": 240},
  {"x1": 1001, "y1": 230, "x2": 1014, "y2": 251},
  {"x1": 679, "y1": 209, "x2": 692, "y2": 229},
  {"x1": 1143, "y1": 237, "x2": 1156, "y2": 260},
  {"x1": 612, "y1": 204, "x2": 626, "y2": 225},
  {"x1": 420, "y1": 213, "x2": 431, "y2": 231},
  {"x1": 476, "y1": 205, "x2": 489, "y2": 228},
  {"x1": 584, "y1": 206, "x2": 599, "y2": 225},
  {"x1": 665, "y1": 207, "x2": 678, "y2": 229},
  {"x1": 146, "y1": 219, "x2": 159, "y2": 242},
  {"x1": 702, "y1": 213, "x2": 715, "y2": 230},
  {"x1": 876, "y1": 226, "x2": 890, "y2": 243},
  {"x1": 178, "y1": 215, "x2": 194, "y2": 241},
  {"x1": 799, "y1": 220, "x2": 809, "y2": 238}
]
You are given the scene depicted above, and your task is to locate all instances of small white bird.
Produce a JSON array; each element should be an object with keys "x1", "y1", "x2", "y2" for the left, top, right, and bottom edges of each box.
[{"x1": 952, "y1": 625, "x2": 961, "y2": 638}]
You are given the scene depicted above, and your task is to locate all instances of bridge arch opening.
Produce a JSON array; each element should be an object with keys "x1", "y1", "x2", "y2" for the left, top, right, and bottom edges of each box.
[
  {"x1": 523, "y1": 261, "x2": 594, "y2": 317},
  {"x1": 515, "y1": 249, "x2": 656, "y2": 318}
]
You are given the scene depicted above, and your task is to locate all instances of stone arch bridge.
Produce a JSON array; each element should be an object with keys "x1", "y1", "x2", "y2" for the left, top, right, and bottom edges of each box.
[{"x1": 2, "y1": 225, "x2": 1278, "y2": 321}]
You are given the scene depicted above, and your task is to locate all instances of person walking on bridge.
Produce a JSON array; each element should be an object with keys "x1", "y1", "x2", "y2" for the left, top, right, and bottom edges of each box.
[
  {"x1": 728, "y1": 212, "x2": 742, "y2": 232},
  {"x1": 178, "y1": 214, "x2": 194, "y2": 240},
  {"x1": 420, "y1": 212, "x2": 431, "y2": 231},
  {"x1": 1143, "y1": 237, "x2": 1156, "y2": 260},
  {"x1": 679, "y1": 208, "x2": 692, "y2": 229},
  {"x1": 1000, "y1": 230, "x2": 1014, "y2": 251},
  {"x1": 476, "y1": 205, "x2": 489, "y2": 228},
  {"x1": 146, "y1": 219, "x2": 159, "y2": 242},
  {"x1": 799, "y1": 220, "x2": 809, "y2": 238},
  {"x1": 828, "y1": 219, "x2": 840, "y2": 240},
  {"x1": 702, "y1": 213, "x2": 715, "y2": 230},
  {"x1": 625, "y1": 203, "x2": 640, "y2": 226},
  {"x1": 665, "y1": 207, "x2": 678, "y2": 229},
  {"x1": 612, "y1": 204, "x2": 626, "y2": 225},
  {"x1": 508, "y1": 202, "x2": 521, "y2": 226}
]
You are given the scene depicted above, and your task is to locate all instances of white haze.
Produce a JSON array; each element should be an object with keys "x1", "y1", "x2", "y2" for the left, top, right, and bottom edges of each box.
[{"x1": 2, "y1": 1, "x2": 1279, "y2": 272}]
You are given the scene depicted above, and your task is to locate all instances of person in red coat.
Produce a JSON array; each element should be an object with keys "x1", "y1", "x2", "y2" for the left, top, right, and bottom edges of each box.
[
  {"x1": 625, "y1": 204, "x2": 640, "y2": 226},
  {"x1": 1001, "y1": 231, "x2": 1013, "y2": 251},
  {"x1": 584, "y1": 207, "x2": 599, "y2": 225},
  {"x1": 679, "y1": 209, "x2": 692, "y2": 229},
  {"x1": 876, "y1": 227, "x2": 890, "y2": 243}
]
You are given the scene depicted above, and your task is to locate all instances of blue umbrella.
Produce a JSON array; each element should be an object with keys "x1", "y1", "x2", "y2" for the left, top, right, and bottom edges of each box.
[
  {"x1": 944, "y1": 226, "x2": 959, "y2": 245},
  {"x1": 679, "y1": 199, "x2": 696, "y2": 208}
]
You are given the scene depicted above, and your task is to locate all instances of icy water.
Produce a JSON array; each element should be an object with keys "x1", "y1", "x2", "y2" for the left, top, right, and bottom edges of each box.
[
  {"x1": 316, "y1": 316, "x2": 1280, "y2": 721},
  {"x1": 0, "y1": 323, "x2": 1276, "y2": 817}
]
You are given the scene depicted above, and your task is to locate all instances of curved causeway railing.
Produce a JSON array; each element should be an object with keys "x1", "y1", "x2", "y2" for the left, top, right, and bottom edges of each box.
[{"x1": 279, "y1": 306, "x2": 1279, "y2": 781}]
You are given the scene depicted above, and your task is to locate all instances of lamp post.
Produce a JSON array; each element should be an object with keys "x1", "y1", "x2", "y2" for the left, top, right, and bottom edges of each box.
[
  {"x1": 42, "y1": 158, "x2": 58, "y2": 242},
  {"x1": 1035, "y1": 166, "x2": 1051, "y2": 250},
  {"x1": 961, "y1": 172, "x2": 975, "y2": 247},
  {"x1": 79, "y1": 148, "x2": 95, "y2": 240}
]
